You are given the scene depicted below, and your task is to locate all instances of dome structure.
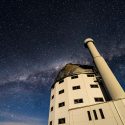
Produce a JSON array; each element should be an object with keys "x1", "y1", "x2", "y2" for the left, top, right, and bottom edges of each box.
[{"x1": 52, "y1": 63, "x2": 94, "y2": 88}]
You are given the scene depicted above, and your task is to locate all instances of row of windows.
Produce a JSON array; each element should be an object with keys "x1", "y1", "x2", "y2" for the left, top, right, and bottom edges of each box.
[
  {"x1": 50, "y1": 118, "x2": 65, "y2": 125},
  {"x1": 51, "y1": 84, "x2": 99, "y2": 99},
  {"x1": 51, "y1": 74, "x2": 96, "y2": 90},
  {"x1": 50, "y1": 109, "x2": 105, "y2": 124},
  {"x1": 74, "y1": 97, "x2": 104, "y2": 104},
  {"x1": 58, "y1": 74, "x2": 95, "y2": 84},
  {"x1": 87, "y1": 109, "x2": 105, "y2": 120},
  {"x1": 51, "y1": 102, "x2": 65, "y2": 111},
  {"x1": 51, "y1": 97, "x2": 104, "y2": 111},
  {"x1": 59, "y1": 75, "x2": 78, "y2": 84}
]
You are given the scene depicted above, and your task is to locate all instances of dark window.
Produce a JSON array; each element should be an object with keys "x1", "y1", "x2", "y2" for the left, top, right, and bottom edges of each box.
[
  {"x1": 52, "y1": 95, "x2": 54, "y2": 99},
  {"x1": 71, "y1": 75, "x2": 78, "y2": 79},
  {"x1": 94, "y1": 80, "x2": 98, "y2": 82},
  {"x1": 93, "y1": 110, "x2": 98, "y2": 120},
  {"x1": 59, "y1": 79, "x2": 64, "y2": 84},
  {"x1": 90, "y1": 84, "x2": 98, "y2": 88},
  {"x1": 74, "y1": 98, "x2": 83, "y2": 104},
  {"x1": 87, "y1": 111, "x2": 92, "y2": 121},
  {"x1": 51, "y1": 84, "x2": 55, "y2": 89},
  {"x1": 94, "y1": 98, "x2": 104, "y2": 102},
  {"x1": 87, "y1": 74, "x2": 94, "y2": 77},
  {"x1": 59, "y1": 89, "x2": 64, "y2": 94},
  {"x1": 58, "y1": 118, "x2": 65, "y2": 124},
  {"x1": 73, "y1": 85, "x2": 80, "y2": 90},
  {"x1": 50, "y1": 121, "x2": 52, "y2": 125},
  {"x1": 99, "y1": 109, "x2": 105, "y2": 119},
  {"x1": 51, "y1": 107, "x2": 53, "y2": 111},
  {"x1": 59, "y1": 102, "x2": 65, "y2": 107}
]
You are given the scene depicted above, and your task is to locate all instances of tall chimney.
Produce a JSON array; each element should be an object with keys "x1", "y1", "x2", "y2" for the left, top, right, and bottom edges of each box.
[{"x1": 84, "y1": 38, "x2": 125, "y2": 100}]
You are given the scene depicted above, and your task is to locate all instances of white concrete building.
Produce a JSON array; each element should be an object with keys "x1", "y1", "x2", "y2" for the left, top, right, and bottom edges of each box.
[{"x1": 48, "y1": 38, "x2": 125, "y2": 125}]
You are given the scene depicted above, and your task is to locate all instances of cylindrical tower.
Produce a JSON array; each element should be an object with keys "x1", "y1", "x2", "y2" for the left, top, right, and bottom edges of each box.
[{"x1": 84, "y1": 38, "x2": 125, "y2": 100}]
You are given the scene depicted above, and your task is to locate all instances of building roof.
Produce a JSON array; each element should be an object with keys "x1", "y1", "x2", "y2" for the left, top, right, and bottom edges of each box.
[{"x1": 51, "y1": 63, "x2": 94, "y2": 89}]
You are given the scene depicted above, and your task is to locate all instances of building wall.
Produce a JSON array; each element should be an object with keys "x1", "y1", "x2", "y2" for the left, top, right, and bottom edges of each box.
[
  {"x1": 113, "y1": 99, "x2": 125, "y2": 124},
  {"x1": 48, "y1": 71, "x2": 106, "y2": 125},
  {"x1": 48, "y1": 69, "x2": 125, "y2": 125},
  {"x1": 54, "y1": 77, "x2": 69, "y2": 125},
  {"x1": 67, "y1": 74, "x2": 105, "y2": 110},
  {"x1": 69, "y1": 99, "x2": 125, "y2": 125},
  {"x1": 49, "y1": 84, "x2": 56, "y2": 124}
]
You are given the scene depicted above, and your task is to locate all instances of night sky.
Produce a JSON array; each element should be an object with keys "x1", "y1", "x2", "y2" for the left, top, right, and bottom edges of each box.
[{"x1": 0, "y1": 0, "x2": 125, "y2": 125}]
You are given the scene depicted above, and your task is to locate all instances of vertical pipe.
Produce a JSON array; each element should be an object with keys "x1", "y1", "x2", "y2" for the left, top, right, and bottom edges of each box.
[{"x1": 84, "y1": 38, "x2": 125, "y2": 100}]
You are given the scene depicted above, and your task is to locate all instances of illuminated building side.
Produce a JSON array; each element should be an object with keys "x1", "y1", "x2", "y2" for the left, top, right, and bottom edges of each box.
[{"x1": 48, "y1": 39, "x2": 125, "y2": 125}]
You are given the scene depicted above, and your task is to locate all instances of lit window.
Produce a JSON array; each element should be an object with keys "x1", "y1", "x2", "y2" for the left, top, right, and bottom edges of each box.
[
  {"x1": 59, "y1": 102, "x2": 65, "y2": 107},
  {"x1": 99, "y1": 109, "x2": 105, "y2": 119},
  {"x1": 51, "y1": 95, "x2": 54, "y2": 99},
  {"x1": 74, "y1": 98, "x2": 83, "y2": 104},
  {"x1": 93, "y1": 110, "x2": 98, "y2": 120},
  {"x1": 51, "y1": 107, "x2": 53, "y2": 111},
  {"x1": 94, "y1": 97, "x2": 104, "y2": 102},
  {"x1": 59, "y1": 79, "x2": 64, "y2": 84},
  {"x1": 71, "y1": 75, "x2": 78, "y2": 79},
  {"x1": 50, "y1": 121, "x2": 52, "y2": 125},
  {"x1": 87, "y1": 111, "x2": 92, "y2": 121},
  {"x1": 90, "y1": 84, "x2": 98, "y2": 88},
  {"x1": 72, "y1": 85, "x2": 80, "y2": 90},
  {"x1": 59, "y1": 89, "x2": 64, "y2": 94},
  {"x1": 87, "y1": 74, "x2": 94, "y2": 77},
  {"x1": 58, "y1": 118, "x2": 65, "y2": 124}
]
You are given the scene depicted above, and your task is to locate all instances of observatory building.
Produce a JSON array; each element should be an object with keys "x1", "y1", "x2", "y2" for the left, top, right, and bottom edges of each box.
[{"x1": 48, "y1": 38, "x2": 125, "y2": 125}]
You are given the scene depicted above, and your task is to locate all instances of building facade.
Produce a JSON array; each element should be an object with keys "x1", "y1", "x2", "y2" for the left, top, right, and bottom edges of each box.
[{"x1": 48, "y1": 38, "x2": 125, "y2": 125}]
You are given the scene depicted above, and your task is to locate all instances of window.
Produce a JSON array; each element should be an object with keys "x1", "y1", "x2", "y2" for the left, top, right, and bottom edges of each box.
[
  {"x1": 87, "y1": 109, "x2": 105, "y2": 121},
  {"x1": 87, "y1": 111, "x2": 92, "y2": 121},
  {"x1": 73, "y1": 85, "x2": 80, "y2": 90},
  {"x1": 58, "y1": 118, "x2": 65, "y2": 124},
  {"x1": 94, "y1": 80, "x2": 98, "y2": 82},
  {"x1": 93, "y1": 110, "x2": 98, "y2": 120},
  {"x1": 51, "y1": 107, "x2": 53, "y2": 111},
  {"x1": 99, "y1": 109, "x2": 105, "y2": 119},
  {"x1": 94, "y1": 97, "x2": 104, "y2": 102},
  {"x1": 74, "y1": 98, "x2": 83, "y2": 104},
  {"x1": 71, "y1": 75, "x2": 78, "y2": 79},
  {"x1": 59, "y1": 79, "x2": 64, "y2": 84},
  {"x1": 59, "y1": 102, "x2": 65, "y2": 107},
  {"x1": 51, "y1": 95, "x2": 54, "y2": 99},
  {"x1": 87, "y1": 74, "x2": 94, "y2": 77},
  {"x1": 59, "y1": 89, "x2": 64, "y2": 94},
  {"x1": 90, "y1": 84, "x2": 98, "y2": 88},
  {"x1": 51, "y1": 84, "x2": 55, "y2": 89},
  {"x1": 50, "y1": 121, "x2": 52, "y2": 125}
]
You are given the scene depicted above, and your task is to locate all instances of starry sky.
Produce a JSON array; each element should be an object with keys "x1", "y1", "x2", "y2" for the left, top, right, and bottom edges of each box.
[{"x1": 0, "y1": 0, "x2": 125, "y2": 125}]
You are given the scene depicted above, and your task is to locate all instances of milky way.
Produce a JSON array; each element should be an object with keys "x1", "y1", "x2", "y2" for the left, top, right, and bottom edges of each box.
[{"x1": 0, "y1": 0, "x2": 125, "y2": 125}]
